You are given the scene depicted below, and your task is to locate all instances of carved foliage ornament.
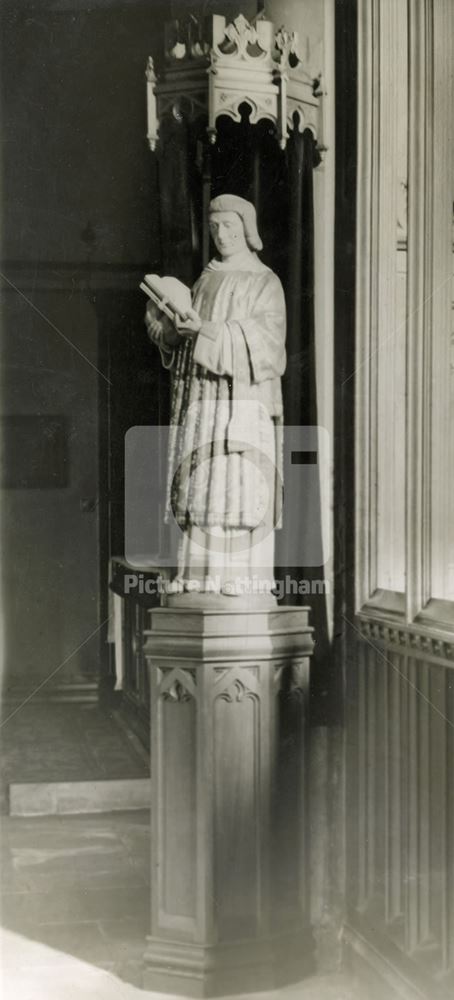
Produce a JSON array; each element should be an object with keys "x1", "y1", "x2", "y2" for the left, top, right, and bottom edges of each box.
[
  {"x1": 218, "y1": 679, "x2": 253, "y2": 703},
  {"x1": 274, "y1": 27, "x2": 300, "y2": 68},
  {"x1": 145, "y1": 55, "x2": 156, "y2": 83},
  {"x1": 215, "y1": 664, "x2": 259, "y2": 704},
  {"x1": 159, "y1": 667, "x2": 196, "y2": 703},
  {"x1": 145, "y1": 12, "x2": 324, "y2": 153},
  {"x1": 274, "y1": 661, "x2": 308, "y2": 702},
  {"x1": 220, "y1": 13, "x2": 265, "y2": 59}
]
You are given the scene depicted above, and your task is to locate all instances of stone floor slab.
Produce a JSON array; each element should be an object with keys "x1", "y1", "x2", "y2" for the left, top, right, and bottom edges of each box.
[
  {"x1": 0, "y1": 810, "x2": 365, "y2": 1000},
  {"x1": 9, "y1": 777, "x2": 150, "y2": 816},
  {"x1": 0, "y1": 704, "x2": 149, "y2": 813}
]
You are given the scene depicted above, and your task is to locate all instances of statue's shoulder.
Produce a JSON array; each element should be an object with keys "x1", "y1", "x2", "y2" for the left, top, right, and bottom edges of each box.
[
  {"x1": 242, "y1": 257, "x2": 283, "y2": 287},
  {"x1": 240, "y1": 254, "x2": 276, "y2": 277},
  {"x1": 254, "y1": 264, "x2": 284, "y2": 291}
]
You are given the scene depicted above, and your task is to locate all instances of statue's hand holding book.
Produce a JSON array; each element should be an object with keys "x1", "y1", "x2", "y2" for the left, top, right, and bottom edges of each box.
[
  {"x1": 141, "y1": 273, "x2": 200, "y2": 348},
  {"x1": 174, "y1": 307, "x2": 202, "y2": 338}
]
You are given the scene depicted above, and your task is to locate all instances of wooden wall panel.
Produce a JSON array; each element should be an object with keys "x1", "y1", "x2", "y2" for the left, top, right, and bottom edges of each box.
[
  {"x1": 213, "y1": 685, "x2": 261, "y2": 940},
  {"x1": 346, "y1": 637, "x2": 454, "y2": 996},
  {"x1": 384, "y1": 653, "x2": 404, "y2": 927},
  {"x1": 351, "y1": 2, "x2": 453, "y2": 989},
  {"x1": 156, "y1": 669, "x2": 198, "y2": 934}
]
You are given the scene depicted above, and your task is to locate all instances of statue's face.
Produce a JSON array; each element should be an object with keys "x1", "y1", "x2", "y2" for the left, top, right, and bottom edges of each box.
[{"x1": 209, "y1": 211, "x2": 247, "y2": 258}]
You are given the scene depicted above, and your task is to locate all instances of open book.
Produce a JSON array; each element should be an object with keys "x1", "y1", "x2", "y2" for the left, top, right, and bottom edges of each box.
[{"x1": 140, "y1": 274, "x2": 192, "y2": 323}]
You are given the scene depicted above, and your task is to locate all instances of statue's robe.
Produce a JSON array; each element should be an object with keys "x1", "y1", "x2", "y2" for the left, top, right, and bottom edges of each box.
[{"x1": 158, "y1": 250, "x2": 287, "y2": 592}]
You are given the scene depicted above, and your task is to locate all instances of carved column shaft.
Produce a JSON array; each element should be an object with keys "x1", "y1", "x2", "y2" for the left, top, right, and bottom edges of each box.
[{"x1": 143, "y1": 605, "x2": 314, "y2": 997}]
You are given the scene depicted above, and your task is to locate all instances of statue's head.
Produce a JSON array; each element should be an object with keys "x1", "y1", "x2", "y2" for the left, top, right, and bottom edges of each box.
[{"x1": 208, "y1": 194, "x2": 263, "y2": 258}]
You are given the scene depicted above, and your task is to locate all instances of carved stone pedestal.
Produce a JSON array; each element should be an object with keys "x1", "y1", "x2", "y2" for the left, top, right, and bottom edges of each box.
[{"x1": 143, "y1": 604, "x2": 314, "y2": 997}]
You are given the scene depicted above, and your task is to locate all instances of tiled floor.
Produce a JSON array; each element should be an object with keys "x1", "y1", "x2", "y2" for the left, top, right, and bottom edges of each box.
[
  {"x1": 1, "y1": 810, "x2": 150, "y2": 992},
  {"x1": 1, "y1": 812, "x2": 366, "y2": 1000},
  {"x1": 0, "y1": 705, "x2": 364, "y2": 998},
  {"x1": 0, "y1": 810, "x2": 365, "y2": 1000},
  {"x1": 0, "y1": 703, "x2": 149, "y2": 813},
  {"x1": 1, "y1": 935, "x2": 363, "y2": 1000}
]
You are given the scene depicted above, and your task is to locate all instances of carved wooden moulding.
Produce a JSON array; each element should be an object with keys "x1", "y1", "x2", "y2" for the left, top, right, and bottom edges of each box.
[
  {"x1": 357, "y1": 615, "x2": 454, "y2": 666},
  {"x1": 146, "y1": 13, "x2": 324, "y2": 153}
]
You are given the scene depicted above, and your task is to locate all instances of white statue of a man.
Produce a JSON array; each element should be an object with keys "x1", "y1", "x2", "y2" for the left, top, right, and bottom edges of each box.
[{"x1": 146, "y1": 194, "x2": 286, "y2": 599}]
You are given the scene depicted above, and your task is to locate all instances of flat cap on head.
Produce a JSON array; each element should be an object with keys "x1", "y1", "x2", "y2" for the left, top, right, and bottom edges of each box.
[{"x1": 208, "y1": 194, "x2": 263, "y2": 252}]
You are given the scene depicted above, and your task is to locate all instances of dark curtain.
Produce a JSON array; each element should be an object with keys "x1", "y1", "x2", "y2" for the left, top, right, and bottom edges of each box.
[
  {"x1": 154, "y1": 110, "x2": 207, "y2": 445},
  {"x1": 210, "y1": 122, "x2": 331, "y2": 703},
  {"x1": 158, "y1": 112, "x2": 206, "y2": 286},
  {"x1": 283, "y1": 129, "x2": 319, "y2": 426},
  {"x1": 279, "y1": 129, "x2": 323, "y2": 578},
  {"x1": 210, "y1": 108, "x2": 288, "y2": 280},
  {"x1": 278, "y1": 130, "x2": 331, "y2": 716}
]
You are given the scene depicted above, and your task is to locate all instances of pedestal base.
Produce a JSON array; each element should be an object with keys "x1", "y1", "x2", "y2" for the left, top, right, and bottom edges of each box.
[
  {"x1": 143, "y1": 605, "x2": 314, "y2": 997},
  {"x1": 143, "y1": 928, "x2": 314, "y2": 997}
]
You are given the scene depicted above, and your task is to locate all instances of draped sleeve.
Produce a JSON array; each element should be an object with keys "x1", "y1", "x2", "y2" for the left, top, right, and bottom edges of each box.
[{"x1": 192, "y1": 271, "x2": 286, "y2": 384}]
